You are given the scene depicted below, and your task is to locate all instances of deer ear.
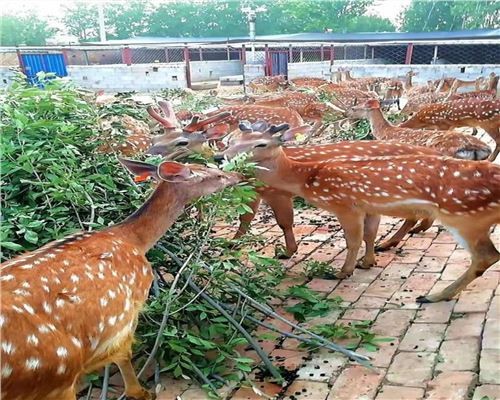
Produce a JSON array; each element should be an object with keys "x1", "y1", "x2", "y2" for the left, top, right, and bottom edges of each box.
[
  {"x1": 157, "y1": 161, "x2": 192, "y2": 182},
  {"x1": 239, "y1": 120, "x2": 253, "y2": 132},
  {"x1": 268, "y1": 123, "x2": 290, "y2": 135},
  {"x1": 251, "y1": 120, "x2": 269, "y2": 132},
  {"x1": 205, "y1": 123, "x2": 230, "y2": 139},
  {"x1": 118, "y1": 158, "x2": 159, "y2": 183},
  {"x1": 279, "y1": 125, "x2": 311, "y2": 142}
]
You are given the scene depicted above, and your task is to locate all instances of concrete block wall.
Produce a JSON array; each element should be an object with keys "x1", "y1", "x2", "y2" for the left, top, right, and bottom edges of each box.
[
  {"x1": 331, "y1": 64, "x2": 500, "y2": 85},
  {"x1": 190, "y1": 60, "x2": 243, "y2": 82},
  {"x1": 243, "y1": 64, "x2": 266, "y2": 85},
  {"x1": 288, "y1": 61, "x2": 331, "y2": 79},
  {"x1": 0, "y1": 67, "x2": 19, "y2": 87},
  {"x1": 67, "y1": 63, "x2": 187, "y2": 92}
]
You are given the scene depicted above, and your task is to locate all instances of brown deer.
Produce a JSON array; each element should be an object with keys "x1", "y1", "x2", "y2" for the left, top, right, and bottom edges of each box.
[
  {"x1": 400, "y1": 98, "x2": 500, "y2": 161},
  {"x1": 215, "y1": 124, "x2": 500, "y2": 303},
  {"x1": 289, "y1": 77, "x2": 329, "y2": 88},
  {"x1": 348, "y1": 99, "x2": 492, "y2": 161},
  {"x1": 248, "y1": 75, "x2": 288, "y2": 93},
  {"x1": 0, "y1": 159, "x2": 240, "y2": 400},
  {"x1": 97, "y1": 100, "x2": 230, "y2": 157},
  {"x1": 400, "y1": 91, "x2": 449, "y2": 115},
  {"x1": 148, "y1": 123, "x2": 441, "y2": 259},
  {"x1": 434, "y1": 77, "x2": 484, "y2": 93},
  {"x1": 318, "y1": 84, "x2": 378, "y2": 109}
]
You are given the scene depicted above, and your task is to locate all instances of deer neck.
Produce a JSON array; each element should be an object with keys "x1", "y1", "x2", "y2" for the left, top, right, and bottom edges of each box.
[
  {"x1": 365, "y1": 108, "x2": 392, "y2": 140},
  {"x1": 113, "y1": 183, "x2": 188, "y2": 253},
  {"x1": 255, "y1": 149, "x2": 312, "y2": 195},
  {"x1": 404, "y1": 73, "x2": 413, "y2": 90}
]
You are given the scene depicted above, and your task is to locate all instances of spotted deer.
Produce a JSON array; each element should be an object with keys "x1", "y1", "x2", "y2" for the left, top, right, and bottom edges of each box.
[
  {"x1": 318, "y1": 84, "x2": 378, "y2": 110},
  {"x1": 400, "y1": 98, "x2": 500, "y2": 161},
  {"x1": 248, "y1": 75, "x2": 289, "y2": 93},
  {"x1": 400, "y1": 91, "x2": 449, "y2": 115},
  {"x1": 0, "y1": 159, "x2": 239, "y2": 400},
  {"x1": 215, "y1": 123, "x2": 500, "y2": 303},
  {"x1": 199, "y1": 105, "x2": 309, "y2": 133},
  {"x1": 349, "y1": 99, "x2": 492, "y2": 161},
  {"x1": 147, "y1": 123, "x2": 441, "y2": 259},
  {"x1": 97, "y1": 100, "x2": 230, "y2": 157},
  {"x1": 289, "y1": 77, "x2": 329, "y2": 88},
  {"x1": 448, "y1": 89, "x2": 497, "y2": 102}
]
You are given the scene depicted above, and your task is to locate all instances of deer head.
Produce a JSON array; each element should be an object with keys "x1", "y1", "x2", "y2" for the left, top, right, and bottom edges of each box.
[
  {"x1": 214, "y1": 121, "x2": 309, "y2": 163},
  {"x1": 346, "y1": 99, "x2": 380, "y2": 119},
  {"x1": 120, "y1": 158, "x2": 240, "y2": 198}
]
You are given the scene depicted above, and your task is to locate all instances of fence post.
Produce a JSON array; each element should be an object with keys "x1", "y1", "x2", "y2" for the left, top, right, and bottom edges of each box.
[
  {"x1": 199, "y1": 46, "x2": 203, "y2": 61},
  {"x1": 320, "y1": 44, "x2": 324, "y2": 61},
  {"x1": 164, "y1": 47, "x2": 169, "y2": 63},
  {"x1": 288, "y1": 44, "x2": 293, "y2": 63},
  {"x1": 61, "y1": 48, "x2": 70, "y2": 66},
  {"x1": 226, "y1": 44, "x2": 230, "y2": 61},
  {"x1": 241, "y1": 44, "x2": 246, "y2": 65},
  {"x1": 432, "y1": 45, "x2": 439, "y2": 63},
  {"x1": 122, "y1": 46, "x2": 132, "y2": 66},
  {"x1": 264, "y1": 44, "x2": 269, "y2": 76},
  {"x1": 405, "y1": 43, "x2": 414, "y2": 65},
  {"x1": 184, "y1": 45, "x2": 191, "y2": 88},
  {"x1": 330, "y1": 44, "x2": 334, "y2": 65},
  {"x1": 16, "y1": 47, "x2": 25, "y2": 73}
]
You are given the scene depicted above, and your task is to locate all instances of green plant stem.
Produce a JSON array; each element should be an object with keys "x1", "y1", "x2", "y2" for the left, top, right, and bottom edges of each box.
[{"x1": 186, "y1": 279, "x2": 284, "y2": 384}]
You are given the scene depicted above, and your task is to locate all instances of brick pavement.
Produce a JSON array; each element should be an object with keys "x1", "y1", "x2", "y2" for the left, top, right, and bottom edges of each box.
[{"x1": 154, "y1": 209, "x2": 500, "y2": 400}]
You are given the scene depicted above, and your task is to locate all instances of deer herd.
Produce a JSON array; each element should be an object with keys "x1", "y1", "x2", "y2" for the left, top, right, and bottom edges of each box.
[{"x1": 1, "y1": 68, "x2": 499, "y2": 400}]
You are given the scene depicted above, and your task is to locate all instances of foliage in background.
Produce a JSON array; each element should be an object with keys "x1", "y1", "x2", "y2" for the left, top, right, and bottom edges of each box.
[
  {"x1": 400, "y1": 0, "x2": 499, "y2": 32},
  {"x1": 0, "y1": 14, "x2": 57, "y2": 46},
  {"x1": 0, "y1": 73, "x2": 146, "y2": 258}
]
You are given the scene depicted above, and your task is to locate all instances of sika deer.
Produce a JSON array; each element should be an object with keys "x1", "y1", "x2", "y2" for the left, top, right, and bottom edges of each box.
[
  {"x1": 148, "y1": 123, "x2": 441, "y2": 260},
  {"x1": 98, "y1": 100, "x2": 230, "y2": 157},
  {"x1": 248, "y1": 75, "x2": 289, "y2": 93},
  {"x1": 348, "y1": 99, "x2": 492, "y2": 161},
  {"x1": 200, "y1": 105, "x2": 309, "y2": 132},
  {"x1": 0, "y1": 159, "x2": 239, "y2": 400},
  {"x1": 400, "y1": 98, "x2": 500, "y2": 161},
  {"x1": 400, "y1": 91, "x2": 449, "y2": 115},
  {"x1": 289, "y1": 77, "x2": 329, "y2": 88},
  {"x1": 215, "y1": 124, "x2": 500, "y2": 303}
]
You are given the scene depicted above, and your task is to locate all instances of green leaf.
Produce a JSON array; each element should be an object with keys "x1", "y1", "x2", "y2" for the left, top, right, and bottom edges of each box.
[{"x1": 24, "y1": 230, "x2": 39, "y2": 244}]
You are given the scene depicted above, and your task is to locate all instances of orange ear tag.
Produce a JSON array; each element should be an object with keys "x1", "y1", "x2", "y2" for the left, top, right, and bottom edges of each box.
[{"x1": 133, "y1": 173, "x2": 150, "y2": 183}]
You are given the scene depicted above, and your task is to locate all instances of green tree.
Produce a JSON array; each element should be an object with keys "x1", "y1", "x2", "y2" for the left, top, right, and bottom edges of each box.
[
  {"x1": 105, "y1": 0, "x2": 152, "y2": 39},
  {"x1": 400, "y1": 0, "x2": 499, "y2": 32},
  {"x1": 345, "y1": 15, "x2": 396, "y2": 32},
  {"x1": 62, "y1": 1, "x2": 100, "y2": 41},
  {"x1": 0, "y1": 14, "x2": 56, "y2": 46}
]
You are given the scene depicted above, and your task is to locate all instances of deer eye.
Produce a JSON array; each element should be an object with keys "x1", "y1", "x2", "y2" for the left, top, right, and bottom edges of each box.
[
  {"x1": 254, "y1": 143, "x2": 267, "y2": 148},
  {"x1": 176, "y1": 141, "x2": 189, "y2": 147}
]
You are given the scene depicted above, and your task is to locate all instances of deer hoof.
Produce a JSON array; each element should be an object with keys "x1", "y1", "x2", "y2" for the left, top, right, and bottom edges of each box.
[
  {"x1": 415, "y1": 295, "x2": 432, "y2": 303},
  {"x1": 357, "y1": 260, "x2": 376, "y2": 269},
  {"x1": 375, "y1": 243, "x2": 395, "y2": 252}
]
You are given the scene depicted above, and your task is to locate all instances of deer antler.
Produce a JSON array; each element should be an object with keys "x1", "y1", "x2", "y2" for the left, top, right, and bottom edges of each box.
[
  {"x1": 183, "y1": 111, "x2": 232, "y2": 133},
  {"x1": 147, "y1": 100, "x2": 179, "y2": 129}
]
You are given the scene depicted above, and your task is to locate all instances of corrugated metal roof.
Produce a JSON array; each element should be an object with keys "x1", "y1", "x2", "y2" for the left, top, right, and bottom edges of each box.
[{"x1": 91, "y1": 29, "x2": 500, "y2": 45}]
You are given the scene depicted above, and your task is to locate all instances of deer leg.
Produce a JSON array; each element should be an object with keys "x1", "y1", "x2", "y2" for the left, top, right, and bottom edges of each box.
[
  {"x1": 234, "y1": 195, "x2": 262, "y2": 239},
  {"x1": 46, "y1": 387, "x2": 77, "y2": 400},
  {"x1": 375, "y1": 219, "x2": 418, "y2": 252},
  {"x1": 116, "y1": 355, "x2": 153, "y2": 400},
  {"x1": 409, "y1": 218, "x2": 434, "y2": 234},
  {"x1": 417, "y1": 229, "x2": 500, "y2": 303},
  {"x1": 359, "y1": 214, "x2": 380, "y2": 269},
  {"x1": 333, "y1": 210, "x2": 365, "y2": 279},
  {"x1": 263, "y1": 191, "x2": 297, "y2": 258}
]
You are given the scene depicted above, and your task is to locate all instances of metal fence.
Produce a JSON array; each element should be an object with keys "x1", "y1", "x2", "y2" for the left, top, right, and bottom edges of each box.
[{"x1": 2, "y1": 40, "x2": 499, "y2": 68}]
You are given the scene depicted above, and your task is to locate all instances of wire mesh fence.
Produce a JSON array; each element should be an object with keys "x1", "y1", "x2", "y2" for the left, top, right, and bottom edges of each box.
[{"x1": 1, "y1": 42, "x2": 498, "y2": 68}]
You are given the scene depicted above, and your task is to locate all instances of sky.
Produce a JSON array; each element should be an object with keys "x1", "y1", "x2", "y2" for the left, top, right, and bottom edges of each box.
[{"x1": 2, "y1": 0, "x2": 412, "y2": 24}]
